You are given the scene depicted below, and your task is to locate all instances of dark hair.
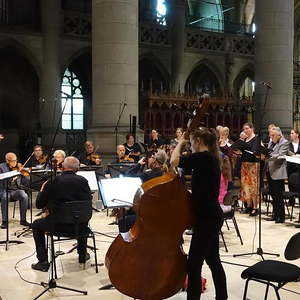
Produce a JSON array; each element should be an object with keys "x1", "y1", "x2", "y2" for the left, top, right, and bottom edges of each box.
[
  {"x1": 292, "y1": 128, "x2": 300, "y2": 136},
  {"x1": 190, "y1": 128, "x2": 221, "y2": 166},
  {"x1": 126, "y1": 133, "x2": 134, "y2": 140},
  {"x1": 34, "y1": 145, "x2": 43, "y2": 151},
  {"x1": 243, "y1": 122, "x2": 254, "y2": 129}
]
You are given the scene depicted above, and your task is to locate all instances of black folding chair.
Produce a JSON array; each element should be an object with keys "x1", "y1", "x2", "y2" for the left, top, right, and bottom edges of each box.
[{"x1": 241, "y1": 232, "x2": 300, "y2": 300}]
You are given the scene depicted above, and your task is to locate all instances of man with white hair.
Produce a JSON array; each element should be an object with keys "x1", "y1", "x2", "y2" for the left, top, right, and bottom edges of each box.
[
  {"x1": 266, "y1": 127, "x2": 289, "y2": 223},
  {"x1": 31, "y1": 156, "x2": 92, "y2": 272},
  {"x1": 0, "y1": 152, "x2": 29, "y2": 229}
]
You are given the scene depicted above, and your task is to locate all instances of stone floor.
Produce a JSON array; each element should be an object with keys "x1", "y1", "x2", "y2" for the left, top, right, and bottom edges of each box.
[{"x1": 0, "y1": 201, "x2": 300, "y2": 300}]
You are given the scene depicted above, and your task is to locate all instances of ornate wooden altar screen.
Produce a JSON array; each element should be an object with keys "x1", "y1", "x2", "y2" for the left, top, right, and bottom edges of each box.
[{"x1": 142, "y1": 89, "x2": 254, "y2": 141}]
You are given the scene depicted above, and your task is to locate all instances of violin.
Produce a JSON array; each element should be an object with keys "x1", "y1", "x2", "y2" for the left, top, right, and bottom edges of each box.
[
  {"x1": 11, "y1": 163, "x2": 30, "y2": 177},
  {"x1": 119, "y1": 155, "x2": 134, "y2": 162},
  {"x1": 86, "y1": 152, "x2": 102, "y2": 164},
  {"x1": 105, "y1": 173, "x2": 193, "y2": 300},
  {"x1": 38, "y1": 155, "x2": 48, "y2": 165}
]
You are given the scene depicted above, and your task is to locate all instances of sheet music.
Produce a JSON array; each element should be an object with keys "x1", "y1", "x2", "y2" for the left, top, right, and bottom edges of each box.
[
  {"x1": 0, "y1": 170, "x2": 21, "y2": 180},
  {"x1": 99, "y1": 177, "x2": 142, "y2": 208},
  {"x1": 77, "y1": 171, "x2": 98, "y2": 191},
  {"x1": 285, "y1": 155, "x2": 300, "y2": 165}
]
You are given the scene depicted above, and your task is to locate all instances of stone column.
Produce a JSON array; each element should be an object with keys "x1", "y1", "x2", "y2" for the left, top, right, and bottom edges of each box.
[
  {"x1": 168, "y1": 0, "x2": 186, "y2": 93},
  {"x1": 90, "y1": 0, "x2": 138, "y2": 154},
  {"x1": 254, "y1": 0, "x2": 294, "y2": 132},
  {"x1": 40, "y1": 0, "x2": 62, "y2": 144}
]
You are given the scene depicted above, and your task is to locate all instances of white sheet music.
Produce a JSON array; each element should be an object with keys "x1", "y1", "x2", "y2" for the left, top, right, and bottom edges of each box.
[
  {"x1": 285, "y1": 155, "x2": 300, "y2": 165},
  {"x1": 0, "y1": 170, "x2": 20, "y2": 181},
  {"x1": 99, "y1": 177, "x2": 142, "y2": 208},
  {"x1": 77, "y1": 171, "x2": 98, "y2": 191}
]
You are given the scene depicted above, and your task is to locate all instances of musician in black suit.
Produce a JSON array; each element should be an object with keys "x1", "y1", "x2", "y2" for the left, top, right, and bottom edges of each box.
[
  {"x1": 287, "y1": 129, "x2": 300, "y2": 176},
  {"x1": 147, "y1": 129, "x2": 165, "y2": 150},
  {"x1": 31, "y1": 156, "x2": 92, "y2": 272}
]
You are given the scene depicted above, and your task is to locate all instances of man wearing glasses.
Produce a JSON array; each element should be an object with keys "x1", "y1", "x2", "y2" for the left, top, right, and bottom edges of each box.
[{"x1": 0, "y1": 152, "x2": 29, "y2": 229}]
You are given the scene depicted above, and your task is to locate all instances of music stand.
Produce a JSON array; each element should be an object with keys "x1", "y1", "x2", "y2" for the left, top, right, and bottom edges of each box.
[
  {"x1": 79, "y1": 165, "x2": 105, "y2": 180},
  {"x1": 107, "y1": 163, "x2": 136, "y2": 178},
  {"x1": 0, "y1": 170, "x2": 24, "y2": 250}
]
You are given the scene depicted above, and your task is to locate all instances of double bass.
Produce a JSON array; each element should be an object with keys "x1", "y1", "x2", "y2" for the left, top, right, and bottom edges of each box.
[
  {"x1": 105, "y1": 97, "x2": 210, "y2": 300},
  {"x1": 105, "y1": 173, "x2": 193, "y2": 300}
]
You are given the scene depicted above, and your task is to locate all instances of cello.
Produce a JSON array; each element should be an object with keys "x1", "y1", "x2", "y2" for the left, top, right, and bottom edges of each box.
[{"x1": 105, "y1": 173, "x2": 193, "y2": 300}]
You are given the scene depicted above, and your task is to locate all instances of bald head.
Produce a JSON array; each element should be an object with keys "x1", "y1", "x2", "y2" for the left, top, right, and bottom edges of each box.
[{"x1": 62, "y1": 156, "x2": 80, "y2": 172}]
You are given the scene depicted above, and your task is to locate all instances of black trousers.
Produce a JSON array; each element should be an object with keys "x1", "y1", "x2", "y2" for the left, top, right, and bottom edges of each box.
[
  {"x1": 32, "y1": 217, "x2": 87, "y2": 263},
  {"x1": 187, "y1": 215, "x2": 227, "y2": 300},
  {"x1": 267, "y1": 173, "x2": 285, "y2": 220}
]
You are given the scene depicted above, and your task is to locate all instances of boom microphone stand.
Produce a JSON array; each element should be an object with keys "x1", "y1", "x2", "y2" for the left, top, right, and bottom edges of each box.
[
  {"x1": 115, "y1": 100, "x2": 127, "y2": 148},
  {"x1": 233, "y1": 83, "x2": 279, "y2": 260}
]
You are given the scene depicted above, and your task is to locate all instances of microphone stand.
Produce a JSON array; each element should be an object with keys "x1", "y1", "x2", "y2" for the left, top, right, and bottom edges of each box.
[
  {"x1": 233, "y1": 84, "x2": 279, "y2": 260},
  {"x1": 114, "y1": 101, "x2": 127, "y2": 148}
]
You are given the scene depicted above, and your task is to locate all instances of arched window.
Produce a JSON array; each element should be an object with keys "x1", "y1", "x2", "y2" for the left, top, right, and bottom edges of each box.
[
  {"x1": 240, "y1": 77, "x2": 254, "y2": 99},
  {"x1": 61, "y1": 68, "x2": 84, "y2": 130},
  {"x1": 156, "y1": 0, "x2": 167, "y2": 25}
]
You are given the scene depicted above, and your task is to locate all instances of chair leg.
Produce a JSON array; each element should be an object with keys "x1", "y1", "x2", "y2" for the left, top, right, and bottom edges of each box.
[
  {"x1": 290, "y1": 204, "x2": 294, "y2": 221},
  {"x1": 264, "y1": 282, "x2": 270, "y2": 300},
  {"x1": 284, "y1": 200, "x2": 290, "y2": 217},
  {"x1": 219, "y1": 231, "x2": 228, "y2": 252},
  {"x1": 12, "y1": 202, "x2": 16, "y2": 219},
  {"x1": 91, "y1": 234, "x2": 99, "y2": 273},
  {"x1": 243, "y1": 279, "x2": 250, "y2": 300},
  {"x1": 232, "y1": 217, "x2": 243, "y2": 245},
  {"x1": 273, "y1": 285, "x2": 281, "y2": 300},
  {"x1": 225, "y1": 219, "x2": 230, "y2": 230}
]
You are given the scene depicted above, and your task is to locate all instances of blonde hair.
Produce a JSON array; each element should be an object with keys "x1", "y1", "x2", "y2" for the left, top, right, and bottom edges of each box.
[
  {"x1": 53, "y1": 149, "x2": 66, "y2": 158},
  {"x1": 154, "y1": 149, "x2": 168, "y2": 172}
]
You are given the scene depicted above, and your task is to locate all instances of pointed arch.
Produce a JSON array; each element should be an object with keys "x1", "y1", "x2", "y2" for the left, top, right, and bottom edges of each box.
[
  {"x1": 185, "y1": 59, "x2": 224, "y2": 96},
  {"x1": 233, "y1": 63, "x2": 254, "y2": 99},
  {"x1": 0, "y1": 38, "x2": 41, "y2": 78}
]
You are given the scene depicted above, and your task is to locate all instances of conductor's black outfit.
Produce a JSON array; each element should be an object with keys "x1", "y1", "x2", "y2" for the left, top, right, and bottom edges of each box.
[
  {"x1": 179, "y1": 151, "x2": 228, "y2": 300},
  {"x1": 31, "y1": 171, "x2": 92, "y2": 263}
]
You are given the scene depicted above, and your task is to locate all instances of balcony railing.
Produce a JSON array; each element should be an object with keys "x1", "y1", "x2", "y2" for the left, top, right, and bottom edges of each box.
[{"x1": 187, "y1": 17, "x2": 253, "y2": 35}]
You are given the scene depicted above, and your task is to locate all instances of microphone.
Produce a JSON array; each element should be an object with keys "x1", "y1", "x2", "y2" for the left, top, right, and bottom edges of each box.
[{"x1": 259, "y1": 81, "x2": 272, "y2": 89}]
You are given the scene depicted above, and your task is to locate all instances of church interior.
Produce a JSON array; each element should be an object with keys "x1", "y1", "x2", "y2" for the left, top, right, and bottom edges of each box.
[{"x1": 0, "y1": 1, "x2": 300, "y2": 299}]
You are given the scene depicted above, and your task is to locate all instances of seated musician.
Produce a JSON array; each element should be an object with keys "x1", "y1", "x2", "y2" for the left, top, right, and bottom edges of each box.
[
  {"x1": 53, "y1": 149, "x2": 66, "y2": 170},
  {"x1": 78, "y1": 141, "x2": 101, "y2": 166},
  {"x1": 0, "y1": 152, "x2": 30, "y2": 229},
  {"x1": 117, "y1": 149, "x2": 169, "y2": 232},
  {"x1": 31, "y1": 156, "x2": 92, "y2": 272},
  {"x1": 147, "y1": 129, "x2": 165, "y2": 150},
  {"x1": 123, "y1": 134, "x2": 142, "y2": 162},
  {"x1": 105, "y1": 145, "x2": 135, "y2": 178},
  {"x1": 114, "y1": 144, "x2": 134, "y2": 164},
  {"x1": 27, "y1": 145, "x2": 47, "y2": 168}
]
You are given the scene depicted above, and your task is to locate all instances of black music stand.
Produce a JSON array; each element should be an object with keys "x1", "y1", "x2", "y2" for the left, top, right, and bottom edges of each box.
[
  {"x1": 0, "y1": 170, "x2": 24, "y2": 250},
  {"x1": 233, "y1": 84, "x2": 280, "y2": 260},
  {"x1": 107, "y1": 163, "x2": 136, "y2": 178}
]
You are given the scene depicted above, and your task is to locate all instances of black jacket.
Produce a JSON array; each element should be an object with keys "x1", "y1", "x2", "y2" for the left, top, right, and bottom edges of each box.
[{"x1": 36, "y1": 171, "x2": 92, "y2": 214}]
